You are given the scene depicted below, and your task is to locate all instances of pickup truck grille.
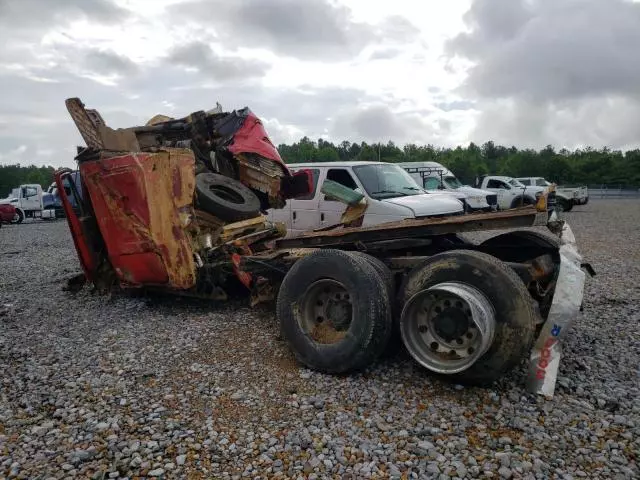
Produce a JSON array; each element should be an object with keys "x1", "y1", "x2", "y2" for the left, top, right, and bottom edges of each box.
[{"x1": 486, "y1": 194, "x2": 498, "y2": 206}]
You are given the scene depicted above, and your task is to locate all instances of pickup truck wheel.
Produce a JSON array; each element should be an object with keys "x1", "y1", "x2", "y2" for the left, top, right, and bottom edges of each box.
[
  {"x1": 195, "y1": 173, "x2": 261, "y2": 222},
  {"x1": 558, "y1": 198, "x2": 573, "y2": 212},
  {"x1": 510, "y1": 196, "x2": 534, "y2": 209},
  {"x1": 399, "y1": 250, "x2": 538, "y2": 386},
  {"x1": 277, "y1": 249, "x2": 392, "y2": 373}
]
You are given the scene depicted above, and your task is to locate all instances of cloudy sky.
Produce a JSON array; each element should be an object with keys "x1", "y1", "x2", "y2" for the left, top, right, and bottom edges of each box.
[{"x1": 1, "y1": 0, "x2": 640, "y2": 168}]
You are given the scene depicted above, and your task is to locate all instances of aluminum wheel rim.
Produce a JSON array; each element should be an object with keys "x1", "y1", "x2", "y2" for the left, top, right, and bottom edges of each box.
[
  {"x1": 400, "y1": 281, "x2": 496, "y2": 374},
  {"x1": 299, "y1": 279, "x2": 353, "y2": 344}
]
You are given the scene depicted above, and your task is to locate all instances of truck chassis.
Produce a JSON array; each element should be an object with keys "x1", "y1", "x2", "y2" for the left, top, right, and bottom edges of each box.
[{"x1": 55, "y1": 99, "x2": 592, "y2": 398}]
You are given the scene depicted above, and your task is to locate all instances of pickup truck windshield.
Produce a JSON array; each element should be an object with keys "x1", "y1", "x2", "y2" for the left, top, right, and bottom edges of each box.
[
  {"x1": 443, "y1": 176, "x2": 463, "y2": 189},
  {"x1": 353, "y1": 164, "x2": 425, "y2": 199},
  {"x1": 508, "y1": 179, "x2": 525, "y2": 188}
]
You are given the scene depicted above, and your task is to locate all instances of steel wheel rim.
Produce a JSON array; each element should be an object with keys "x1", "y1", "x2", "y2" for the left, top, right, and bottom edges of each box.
[
  {"x1": 300, "y1": 279, "x2": 353, "y2": 344},
  {"x1": 400, "y1": 281, "x2": 496, "y2": 374}
]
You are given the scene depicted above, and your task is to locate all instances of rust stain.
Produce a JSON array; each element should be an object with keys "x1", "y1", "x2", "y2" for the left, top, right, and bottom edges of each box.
[
  {"x1": 310, "y1": 322, "x2": 348, "y2": 344},
  {"x1": 281, "y1": 207, "x2": 539, "y2": 245},
  {"x1": 86, "y1": 150, "x2": 197, "y2": 289},
  {"x1": 236, "y1": 154, "x2": 282, "y2": 202},
  {"x1": 145, "y1": 148, "x2": 197, "y2": 289},
  {"x1": 172, "y1": 167, "x2": 182, "y2": 198}
]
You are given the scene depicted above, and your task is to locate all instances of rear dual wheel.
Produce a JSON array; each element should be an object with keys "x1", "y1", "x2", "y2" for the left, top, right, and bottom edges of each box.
[
  {"x1": 348, "y1": 252, "x2": 404, "y2": 357},
  {"x1": 276, "y1": 249, "x2": 393, "y2": 373},
  {"x1": 398, "y1": 250, "x2": 538, "y2": 385},
  {"x1": 278, "y1": 248, "x2": 539, "y2": 385}
]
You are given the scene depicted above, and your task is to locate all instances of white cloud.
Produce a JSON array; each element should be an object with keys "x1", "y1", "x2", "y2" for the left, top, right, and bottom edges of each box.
[
  {"x1": 1, "y1": 0, "x2": 639, "y2": 168},
  {"x1": 447, "y1": 0, "x2": 640, "y2": 149}
]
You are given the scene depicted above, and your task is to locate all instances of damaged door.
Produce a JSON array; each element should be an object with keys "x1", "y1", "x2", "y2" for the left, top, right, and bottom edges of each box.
[
  {"x1": 288, "y1": 167, "x2": 322, "y2": 237},
  {"x1": 318, "y1": 168, "x2": 360, "y2": 229}
]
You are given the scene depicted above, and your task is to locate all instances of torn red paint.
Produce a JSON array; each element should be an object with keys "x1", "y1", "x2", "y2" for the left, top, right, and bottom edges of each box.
[
  {"x1": 231, "y1": 253, "x2": 252, "y2": 289},
  {"x1": 79, "y1": 149, "x2": 197, "y2": 289},
  {"x1": 228, "y1": 112, "x2": 286, "y2": 169}
]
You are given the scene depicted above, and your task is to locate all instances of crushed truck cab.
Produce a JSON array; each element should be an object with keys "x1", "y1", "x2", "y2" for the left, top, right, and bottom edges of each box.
[{"x1": 57, "y1": 99, "x2": 592, "y2": 398}]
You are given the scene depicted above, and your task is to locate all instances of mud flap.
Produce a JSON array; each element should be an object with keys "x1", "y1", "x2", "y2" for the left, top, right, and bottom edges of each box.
[{"x1": 526, "y1": 222, "x2": 586, "y2": 397}]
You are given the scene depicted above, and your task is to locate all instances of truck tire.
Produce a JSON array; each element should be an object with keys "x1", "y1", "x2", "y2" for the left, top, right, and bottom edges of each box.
[
  {"x1": 398, "y1": 250, "x2": 538, "y2": 386},
  {"x1": 510, "y1": 196, "x2": 534, "y2": 209},
  {"x1": 195, "y1": 173, "x2": 261, "y2": 222},
  {"x1": 480, "y1": 230, "x2": 560, "y2": 250},
  {"x1": 348, "y1": 251, "x2": 403, "y2": 356},
  {"x1": 277, "y1": 249, "x2": 393, "y2": 373},
  {"x1": 13, "y1": 209, "x2": 24, "y2": 224},
  {"x1": 347, "y1": 252, "x2": 394, "y2": 303},
  {"x1": 558, "y1": 197, "x2": 573, "y2": 212}
]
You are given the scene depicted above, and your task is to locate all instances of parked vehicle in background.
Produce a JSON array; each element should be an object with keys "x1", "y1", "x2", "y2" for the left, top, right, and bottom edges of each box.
[
  {"x1": 0, "y1": 184, "x2": 57, "y2": 223},
  {"x1": 398, "y1": 161, "x2": 498, "y2": 212},
  {"x1": 42, "y1": 171, "x2": 83, "y2": 218},
  {"x1": 0, "y1": 204, "x2": 17, "y2": 227},
  {"x1": 474, "y1": 175, "x2": 550, "y2": 210},
  {"x1": 267, "y1": 161, "x2": 464, "y2": 238},
  {"x1": 516, "y1": 177, "x2": 588, "y2": 211}
]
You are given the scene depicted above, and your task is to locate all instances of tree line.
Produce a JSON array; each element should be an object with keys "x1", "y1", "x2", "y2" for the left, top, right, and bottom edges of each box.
[
  {"x1": 0, "y1": 164, "x2": 56, "y2": 198},
  {"x1": 2, "y1": 139, "x2": 640, "y2": 197},
  {"x1": 278, "y1": 138, "x2": 640, "y2": 186}
]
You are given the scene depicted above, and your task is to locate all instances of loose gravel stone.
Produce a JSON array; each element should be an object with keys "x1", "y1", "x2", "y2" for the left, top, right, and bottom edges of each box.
[{"x1": 0, "y1": 200, "x2": 639, "y2": 479}]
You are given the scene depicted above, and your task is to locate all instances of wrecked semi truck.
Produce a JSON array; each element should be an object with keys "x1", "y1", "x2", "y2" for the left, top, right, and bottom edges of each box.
[{"x1": 56, "y1": 99, "x2": 590, "y2": 397}]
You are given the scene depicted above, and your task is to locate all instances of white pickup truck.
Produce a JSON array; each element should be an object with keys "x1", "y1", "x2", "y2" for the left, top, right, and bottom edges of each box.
[
  {"x1": 474, "y1": 175, "x2": 549, "y2": 210},
  {"x1": 0, "y1": 184, "x2": 57, "y2": 223},
  {"x1": 397, "y1": 161, "x2": 499, "y2": 212},
  {"x1": 516, "y1": 177, "x2": 588, "y2": 211}
]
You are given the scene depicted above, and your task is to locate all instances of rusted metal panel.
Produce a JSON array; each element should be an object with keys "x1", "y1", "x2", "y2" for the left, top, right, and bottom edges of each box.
[
  {"x1": 220, "y1": 215, "x2": 268, "y2": 242},
  {"x1": 237, "y1": 159, "x2": 281, "y2": 193},
  {"x1": 80, "y1": 148, "x2": 197, "y2": 289},
  {"x1": 66, "y1": 98, "x2": 141, "y2": 152},
  {"x1": 276, "y1": 208, "x2": 544, "y2": 249},
  {"x1": 54, "y1": 168, "x2": 100, "y2": 283},
  {"x1": 236, "y1": 154, "x2": 288, "y2": 208}
]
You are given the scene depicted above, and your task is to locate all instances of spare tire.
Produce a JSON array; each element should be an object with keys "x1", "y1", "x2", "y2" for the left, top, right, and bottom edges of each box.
[
  {"x1": 277, "y1": 249, "x2": 392, "y2": 373},
  {"x1": 195, "y1": 173, "x2": 260, "y2": 222}
]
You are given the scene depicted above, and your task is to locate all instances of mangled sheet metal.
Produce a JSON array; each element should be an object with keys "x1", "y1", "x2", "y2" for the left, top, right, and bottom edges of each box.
[
  {"x1": 526, "y1": 219, "x2": 587, "y2": 397},
  {"x1": 80, "y1": 148, "x2": 197, "y2": 289},
  {"x1": 65, "y1": 98, "x2": 312, "y2": 210}
]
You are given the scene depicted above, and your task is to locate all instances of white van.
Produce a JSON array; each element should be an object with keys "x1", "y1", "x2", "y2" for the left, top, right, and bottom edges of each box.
[
  {"x1": 267, "y1": 161, "x2": 464, "y2": 238},
  {"x1": 397, "y1": 161, "x2": 498, "y2": 212}
]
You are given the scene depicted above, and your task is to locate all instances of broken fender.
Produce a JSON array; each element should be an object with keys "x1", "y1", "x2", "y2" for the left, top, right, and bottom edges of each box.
[{"x1": 526, "y1": 222, "x2": 586, "y2": 397}]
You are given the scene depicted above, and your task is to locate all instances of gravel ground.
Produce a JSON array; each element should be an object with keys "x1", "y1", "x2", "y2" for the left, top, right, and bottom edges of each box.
[{"x1": 1, "y1": 200, "x2": 638, "y2": 480}]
